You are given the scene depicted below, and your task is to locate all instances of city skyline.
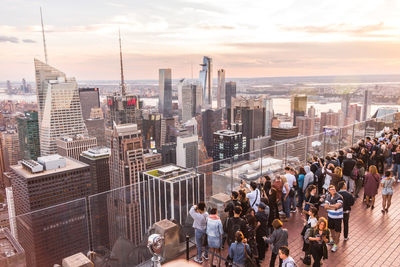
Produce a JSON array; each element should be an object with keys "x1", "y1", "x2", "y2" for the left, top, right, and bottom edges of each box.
[{"x1": 2, "y1": 1, "x2": 400, "y2": 80}]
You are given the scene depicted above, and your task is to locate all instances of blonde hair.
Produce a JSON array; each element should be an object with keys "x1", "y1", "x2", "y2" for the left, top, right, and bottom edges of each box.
[
  {"x1": 318, "y1": 217, "x2": 328, "y2": 230},
  {"x1": 369, "y1": 165, "x2": 378, "y2": 175},
  {"x1": 281, "y1": 175, "x2": 288, "y2": 183},
  {"x1": 334, "y1": 167, "x2": 342, "y2": 177}
]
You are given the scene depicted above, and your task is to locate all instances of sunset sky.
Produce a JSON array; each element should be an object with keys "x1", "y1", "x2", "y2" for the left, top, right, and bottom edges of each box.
[{"x1": 1, "y1": 0, "x2": 400, "y2": 81}]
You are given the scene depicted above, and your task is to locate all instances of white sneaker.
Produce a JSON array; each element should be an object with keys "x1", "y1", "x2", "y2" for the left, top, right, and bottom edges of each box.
[
  {"x1": 344, "y1": 237, "x2": 349, "y2": 241},
  {"x1": 194, "y1": 258, "x2": 203, "y2": 264},
  {"x1": 279, "y1": 211, "x2": 285, "y2": 215},
  {"x1": 331, "y1": 244, "x2": 338, "y2": 252}
]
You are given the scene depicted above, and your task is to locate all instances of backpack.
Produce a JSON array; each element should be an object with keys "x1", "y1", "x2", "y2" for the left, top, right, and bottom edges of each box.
[
  {"x1": 226, "y1": 218, "x2": 244, "y2": 244},
  {"x1": 351, "y1": 167, "x2": 359, "y2": 181}
]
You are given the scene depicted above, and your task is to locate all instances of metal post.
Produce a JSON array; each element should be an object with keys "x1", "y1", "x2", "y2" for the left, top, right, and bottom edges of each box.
[
  {"x1": 260, "y1": 147, "x2": 263, "y2": 177},
  {"x1": 351, "y1": 123, "x2": 355, "y2": 147},
  {"x1": 338, "y1": 128, "x2": 342, "y2": 151},
  {"x1": 186, "y1": 235, "x2": 190, "y2": 261},
  {"x1": 230, "y1": 157, "x2": 234, "y2": 192},
  {"x1": 323, "y1": 133, "x2": 326, "y2": 158},
  {"x1": 304, "y1": 137, "x2": 308, "y2": 165},
  {"x1": 285, "y1": 142, "x2": 288, "y2": 166}
]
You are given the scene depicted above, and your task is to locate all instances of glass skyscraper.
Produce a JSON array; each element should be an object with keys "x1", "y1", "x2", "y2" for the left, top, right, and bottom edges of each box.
[
  {"x1": 17, "y1": 111, "x2": 40, "y2": 160},
  {"x1": 199, "y1": 56, "x2": 213, "y2": 109}
]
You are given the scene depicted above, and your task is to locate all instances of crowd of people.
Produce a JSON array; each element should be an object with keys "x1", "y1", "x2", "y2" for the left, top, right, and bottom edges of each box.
[{"x1": 189, "y1": 128, "x2": 399, "y2": 267}]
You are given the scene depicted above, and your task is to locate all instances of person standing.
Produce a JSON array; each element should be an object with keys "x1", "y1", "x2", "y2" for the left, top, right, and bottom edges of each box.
[
  {"x1": 189, "y1": 203, "x2": 209, "y2": 264},
  {"x1": 297, "y1": 167, "x2": 306, "y2": 208},
  {"x1": 307, "y1": 217, "x2": 330, "y2": 267},
  {"x1": 353, "y1": 159, "x2": 366, "y2": 198},
  {"x1": 278, "y1": 246, "x2": 297, "y2": 267},
  {"x1": 206, "y1": 208, "x2": 223, "y2": 267},
  {"x1": 284, "y1": 166, "x2": 297, "y2": 212},
  {"x1": 337, "y1": 181, "x2": 355, "y2": 241},
  {"x1": 238, "y1": 190, "x2": 250, "y2": 216},
  {"x1": 228, "y1": 231, "x2": 251, "y2": 267},
  {"x1": 381, "y1": 171, "x2": 395, "y2": 213},
  {"x1": 281, "y1": 176, "x2": 291, "y2": 221},
  {"x1": 225, "y1": 191, "x2": 241, "y2": 218},
  {"x1": 224, "y1": 206, "x2": 247, "y2": 247},
  {"x1": 324, "y1": 185, "x2": 343, "y2": 252},
  {"x1": 245, "y1": 181, "x2": 261, "y2": 212},
  {"x1": 342, "y1": 153, "x2": 356, "y2": 193},
  {"x1": 393, "y1": 146, "x2": 400, "y2": 182},
  {"x1": 267, "y1": 186, "x2": 279, "y2": 235},
  {"x1": 266, "y1": 219, "x2": 288, "y2": 267},
  {"x1": 364, "y1": 165, "x2": 381, "y2": 209},
  {"x1": 255, "y1": 202, "x2": 268, "y2": 262}
]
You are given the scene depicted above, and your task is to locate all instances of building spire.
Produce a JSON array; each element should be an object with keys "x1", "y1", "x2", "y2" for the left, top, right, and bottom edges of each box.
[
  {"x1": 119, "y1": 28, "x2": 126, "y2": 96},
  {"x1": 40, "y1": 7, "x2": 48, "y2": 64}
]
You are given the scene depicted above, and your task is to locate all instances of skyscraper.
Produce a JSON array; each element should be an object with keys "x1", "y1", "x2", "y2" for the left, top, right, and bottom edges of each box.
[
  {"x1": 225, "y1": 81, "x2": 237, "y2": 109},
  {"x1": 213, "y1": 129, "x2": 243, "y2": 162},
  {"x1": 85, "y1": 108, "x2": 106, "y2": 146},
  {"x1": 56, "y1": 134, "x2": 97, "y2": 160},
  {"x1": 34, "y1": 59, "x2": 88, "y2": 156},
  {"x1": 199, "y1": 56, "x2": 213, "y2": 109},
  {"x1": 200, "y1": 109, "x2": 223, "y2": 156},
  {"x1": 217, "y1": 69, "x2": 225, "y2": 108},
  {"x1": 1, "y1": 130, "x2": 20, "y2": 171},
  {"x1": 78, "y1": 88, "x2": 100, "y2": 120},
  {"x1": 159, "y1": 69, "x2": 172, "y2": 118},
  {"x1": 17, "y1": 111, "x2": 40, "y2": 160},
  {"x1": 6, "y1": 155, "x2": 91, "y2": 267},
  {"x1": 291, "y1": 95, "x2": 307, "y2": 126},
  {"x1": 362, "y1": 89, "x2": 371, "y2": 121},
  {"x1": 108, "y1": 123, "x2": 145, "y2": 246},
  {"x1": 181, "y1": 83, "x2": 197, "y2": 123},
  {"x1": 142, "y1": 112, "x2": 162, "y2": 149},
  {"x1": 263, "y1": 97, "x2": 273, "y2": 136},
  {"x1": 341, "y1": 94, "x2": 351, "y2": 118},
  {"x1": 176, "y1": 134, "x2": 198, "y2": 168}
]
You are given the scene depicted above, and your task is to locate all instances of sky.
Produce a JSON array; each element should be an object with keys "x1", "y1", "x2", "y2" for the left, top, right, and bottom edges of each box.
[{"x1": 1, "y1": 0, "x2": 400, "y2": 81}]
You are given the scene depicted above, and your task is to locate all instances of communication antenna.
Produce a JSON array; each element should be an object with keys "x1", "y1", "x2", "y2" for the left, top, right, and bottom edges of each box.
[
  {"x1": 40, "y1": 7, "x2": 48, "y2": 63},
  {"x1": 119, "y1": 28, "x2": 126, "y2": 96}
]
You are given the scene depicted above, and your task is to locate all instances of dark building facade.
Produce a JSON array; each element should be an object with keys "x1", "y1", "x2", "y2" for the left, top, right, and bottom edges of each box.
[
  {"x1": 106, "y1": 94, "x2": 142, "y2": 130},
  {"x1": 225, "y1": 81, "x2": 237, "y2": 109},
  {"x1": 6, "y1": 155, "x2": 91, "y2": 267},
  {"x1": 213, "y1": 129, "x2": 244, "y2": 162},
  {"x1": 142, "y1": 112, "x2": 162, "y2": 149},
  {"x1": 271, "y1": 127, "x2": 299, "y2": 141},
  {"x1": 79, "y1": 88, "x2": 100, "y2": 120},
  {"x1": 291, "y1": 95, "x2": 307, "y2": 126},
  {"x1": 201, "y1": 109, "x2": 223, "y2": 156},
  {"x1": 85, "y1": 118, "x2": 106, "y2": 146},
  {"x1": 161, "y1": 143, "x2": 177, "y2": 165},
  {"x1": 17, "y1": 111, "x2": 40, "y2": 160},
  {"x1": 159, "y1": 69, "x2": 172, "y2": 118}
]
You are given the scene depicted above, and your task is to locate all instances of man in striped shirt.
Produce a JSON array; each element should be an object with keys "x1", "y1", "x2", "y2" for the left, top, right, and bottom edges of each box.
[{"x1": 324, "y1": 185, "x2": 343, "y2": 252}]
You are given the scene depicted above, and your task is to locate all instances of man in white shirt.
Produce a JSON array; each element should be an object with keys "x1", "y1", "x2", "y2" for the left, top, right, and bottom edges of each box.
[
  {"x1": 284, "y1": 167, "x2": 297, "y2": 212},
  {"x1": 244, "y1": 181, "x2": 261, "y2": 212}
]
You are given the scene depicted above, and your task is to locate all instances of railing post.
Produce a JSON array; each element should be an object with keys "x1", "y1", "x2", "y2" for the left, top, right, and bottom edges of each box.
[
  {"x1": 323, "y1": 133, "x2": 326, "y2": 158},
  {"x1": 304, "y1": 136, "x2": 308, "y2": 165},
  {"x1": 285, "y1": 142, "x2": 288, "y2": 166},
  {"x1": 351, "y1": 123, "x2": 355, "y2": 147},
  {"x1": 230, "y1": 157, "x2": 233, "y2": 192},
  {"x1": 186, "y1": 235, "x2": 190, "y2": 261},
  {"x1": 338, "y1": 128, "x2": 342, "y2": 151},
  {"x1": 260, "y1": 147, "x2": 263, "y2": 177}
]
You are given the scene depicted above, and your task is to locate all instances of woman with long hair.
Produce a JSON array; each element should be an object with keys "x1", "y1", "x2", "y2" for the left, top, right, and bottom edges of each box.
[
  {"x1": 266, "y1": 219, "x2": 288, "y2": 267},
  {"x1": 228, "y1": 231, "x2": 251, "y2": 267},
  {"x1": 303, "y1": 185, "x2": 320, "y2": 221},
  {"x1": 308, "y1": 217, "x2": 330, "y2": 267},
  {"x1": 353, "y1": 159, "x2": 365, "y2": 198},
  {"x1": 297, "y1": 167, "x2": 306, "y2": 208},
  {"x1": 364, "y1": 165, "x2": 381, "y2": 209},
  {"x1": 238, "y1": 189, "x2": 250, "y2": 216},
  {"x1": 244, "y1": 214, "x2": 259, "y2": 264},
  {"x1": 206, "y1": 208, "x2": 223, "y2": 267},
  {"x1": 381, "y1": 170, "x2": 395, "y2": 213},
  {"x1": 301, "y1": 206, "x2": 319, "y2": 264}
]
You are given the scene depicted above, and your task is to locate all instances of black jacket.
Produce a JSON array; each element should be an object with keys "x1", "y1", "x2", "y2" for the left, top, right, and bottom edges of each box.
[
  {"x1": 338, "y1": 190, "x2": 355, "y2": 212},
  {"x1": 224, "y1": 199, "x2": 241, "y2": 218},
  {"x1": 342, "y1": 159, "x2": 356, "y2": 176}
]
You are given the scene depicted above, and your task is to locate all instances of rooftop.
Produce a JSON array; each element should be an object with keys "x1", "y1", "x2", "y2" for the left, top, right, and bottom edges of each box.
[
  {"x1": 81, "y1": 147, "x2": 110, "y2": 159},
  {"x1": 214, "y1": 129, "x2": 242, "y2": 136}
]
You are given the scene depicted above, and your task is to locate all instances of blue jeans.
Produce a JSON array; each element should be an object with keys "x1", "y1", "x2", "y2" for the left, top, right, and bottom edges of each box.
[
  {"x1": 195, "y1": 228, "x2": 208, "y2": 260},
  {"x1": 394, "y1": 164, "x2": 400, "y2": 180},
  {"x1": 284, "y1": 196, "x2": 291, "y2": 218}
]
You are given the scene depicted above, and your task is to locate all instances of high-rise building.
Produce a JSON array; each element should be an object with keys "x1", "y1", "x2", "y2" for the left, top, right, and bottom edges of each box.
[
  {"x1": 200, "y1": 109, "x2": 223, "y2": 156},
  {"x1": 56, "y1": 134, "x2": 97, "y2": 160},
  {"x1": 228, "y1": 97, "x2": 266, "y2": 152},
  {"x1": 34, "y1": 59, "x2": 88, "y2": 156},
  {"x1": 295, "y1": 116, "x2": 315, "y2": 137},
  {"x1": 225, "y1": 82, "x2": 237, "y2": 109},
  {"x1": 181, "y1": 83, "x2": 197, "y2": 123},
  {"x1": 1, "y1": 130, "x2": 20, "y2": 171},
  {"x1": 6, "y1": 155, "x2": 91, "y2": 267},
  {"x1": 80, "y1": 147, "x2": 110, "y2": 250},
  {"x1": 85, "y1": 108, "x2": 106, "y2": 147},
  {"x1": 217, "y1": 69, "x2": 225, "y2": 108},
  {"x1": 108, "y1": 123, "x2": 144, "y2": 246},
  {"x1": 308, "y1": 105, "x2": 316, "y2": 118},
  {"x1": 78, "y1": 88, "x2": 100, "y2": 120},
  {"x1": 6, "y1": 80, "x2": 12, "y2": 94},
  {"x1": 213, "y1": 129, "x2": 243, "y2": 162},
  {"x1": 291, "y1": 95, "x2": 307, "y2": 126},
  {"x1": 362, "y1": 89, "x2": 371, "y2": 121},
  {"x1": 142, "y1": 112, "x2": 162, "y2": 149},
  {"x1": 143, "y1": 151, "x2": 162, "y2": 170},
  {"x1": 17, "y1": 111, "x2": 40, "y2": 160},
  {"x1": 138, "y1": 165, "x2": 206, "y2": 234},
  {"x1": 271, "y1": 126, "x2": 299, "y2": 141},
  {"x1": 159, "y1": 69, "x2": 172, "y2": 118},
  {"x1": 161, "y1": 143, "x2": 177, "y2": 165},
  {"x1": 320, "y1": 110, "x2": 340, "y2": 131},
  {"x1": 0, "y1": 228, "x2": 26, "y2": 267},
  {"x1": 263, "y1": 97, "x2": 273, "y2": 136},
  {"x1": 176, "y1": 134, "x2": 198, "y2": 168},
  {"x1": 160, "y1": 117, "x2": 175, "y2": 146},
  {"x1": 199, "y1": 56, "x2": 213, "y2": 109},
  {"x1": 106, "y1": 94, "x2": 141, "y2": 130},
  {"x1": 177, "y1": 79, "x2": 184, "y2": 113},
  {"x1": 0, "y1": 136, "x2": 6, "y2": 188},
  {"x1": 341, "y1": 94, "x2": 351, "y2": 118}
]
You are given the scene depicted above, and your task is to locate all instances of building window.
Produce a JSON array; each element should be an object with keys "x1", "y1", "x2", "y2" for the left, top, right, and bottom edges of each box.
[
  {"x1": 219, "y1": 153, "x2": 224, "y2": 160},
  {"x1": 219, "y1": 143, "x2": 224, "y2": 149}
]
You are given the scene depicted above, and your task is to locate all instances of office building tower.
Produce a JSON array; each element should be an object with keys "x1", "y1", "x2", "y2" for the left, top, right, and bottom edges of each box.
[
  {"x1": 213, "y1": 129, "x2": 243, "y2": 162},
  {"x1": 217, "y1": 69, "x2": 225, "y2": 108},
  {"x1": 160, "y1": 117, "x2": 175, "y2": 146},
  {"x1": 263, "y1": 97, "x2": 273, "y2": 136},
  {"x1": 106, "y1": 94, "x2": 141, "y2": 130},
  {"x1": 34, "y1": 59, "x2": 88, "y2": 156},
  {"x1": 362, "y1": 89, "x2": 371, "y2": 121},
  {"x1": 17, "y1": 111, "x2": 40, "y2": 160},
  {"x1": 56, "y1": 134, "x2": 97, "y2": 160},
  {"x1": 85, "y1": 108, "x2": 106, "y2": 147},
  {"x1": 6, "y1": 81, "x2": 12, "y2": 94},
  {"x1": 271, "y1": 126, "x2": 299, "y2": 141},
  {"x1": 6, "y1": 155, "x2": 91, "y2": 267},
  {"x1": 320, "y1": 111, "x2": 340, "y2": 132},
  {"x1": 347, "y1": 104, "x2": 362, "y2": 123},
  {"x1": 1, "y1": 130, "x2": 20, "y2": 171},
  {"x1": 142, "y1": 112, "x2": 162, "y2": 149},
  {"x1": 341, "y1": 94, "x2": 351, "y2": 118},
  {"x1": 308, "y1": 105, "x2": 316, "y2": 118},
  {"x1": 143, "y1": 151, "x2": 162, "y2": 170},
  {"x1": 295, "y1": 116, "x2": 315, "y2": 137},
  {"x1": 200, "y1": 109, "x2": 223, "y2": 156},
  {"x1": 291, "y1": 95, "x2": 307, "y2": 126},
  {"x1": 195, "y1": 82, "x2": 203, "y2": 114},
  {"x1": 79, "y1": 88, "x2": 100, "y2": 120},
  {"x1": 6, "y1": 187, "x2": 17, "y2": 239},
  {"x1": 0, "y1": 228, "x2": 26, "y2": 267},
  {"x1": 177, "y1": 79, "x2": 184, "y2": 113},
  {"x1": 138, "y1": 165, "x2": 206, "y2": 234},
  {"x1": 0, "y1": 136, "x2": 5, "y2": 188},
  {"x1": 21, "y1": 78, "x2": 29, "y2": 93},
  {"x1": 182, "y1": 83, "x2": 197, "y2": 123},
  {"x1": 225, "y1": 82, "x2": 237, "y2": 109},
  {"x1": 176, "y1": 134, "x2": 198, "y2": 168},
  {"x1": 228, "y1": 97, "x2": 266, "y2": 153},
  {"x1": 108, "y1": 123, "x2": 144, "y2": 246},
  {"x1": 159, "y1": 69, "x2": 172, "y2": 118},
  {"x1": 80, "y1": 147, "x2": 110, "y2": 250},
  {"x1": 199, "y1": 56, "x2": 213, "y2": 109},
  {"x1": 161, "y1": 143, "x2": 176, "y2": 165}
]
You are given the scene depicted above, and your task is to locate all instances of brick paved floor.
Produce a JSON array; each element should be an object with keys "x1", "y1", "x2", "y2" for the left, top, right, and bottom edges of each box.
[{"x1": 184, "y1": 182, "x2": 400, "y2": 267}]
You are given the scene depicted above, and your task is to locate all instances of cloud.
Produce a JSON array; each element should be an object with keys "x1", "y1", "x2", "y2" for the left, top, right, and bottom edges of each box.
[
  {"x1": 0, "y1": 35, "x2": 18, "y2": 43},
  {"x1": 22, "y1": 39, "x2": 35, "y2": 43},
  {"x1": 280, "y1": 22, "x2": 393, "y2": 37},
  {"x1": 198, "y1": 24, "x2": 235, "y2": 30}
]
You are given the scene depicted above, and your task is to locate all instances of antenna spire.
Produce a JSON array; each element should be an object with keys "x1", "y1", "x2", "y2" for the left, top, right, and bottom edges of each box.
[
  {"x1": 119, "y1": 28, "x2": 126, "y2": 96},
  {"x1": 40, "y1": 7, "x2": 48, "y2": 64}
]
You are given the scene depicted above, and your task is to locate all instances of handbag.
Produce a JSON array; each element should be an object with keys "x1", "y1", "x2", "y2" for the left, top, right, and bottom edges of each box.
[
  {"x1": 302, "y1": 255, "x2": 311, "y2": 265},
  {"x1": 243, "y1": 244, "x2": 257, "y2": 267}
]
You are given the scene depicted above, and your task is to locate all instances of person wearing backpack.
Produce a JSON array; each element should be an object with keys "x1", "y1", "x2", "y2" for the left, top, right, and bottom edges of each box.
[
  {"x1": 224, "y1": 206, "x2": 247, "y2": 248},
  {"x1": 225, "y1": 191, "x2": 241, "y2": 218},
  {"x1": 353, "y1": 159, "x2": 365, "y2": 198},
  {"x1": 279, "y1": 246, "x2": 297, "y2": 267},
  {"x1": 338, "y1": 181, "x2": 355, "y2": 241},
  {"x1": 342, "y1": 153, "x2": 356, "y2": 193}
]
